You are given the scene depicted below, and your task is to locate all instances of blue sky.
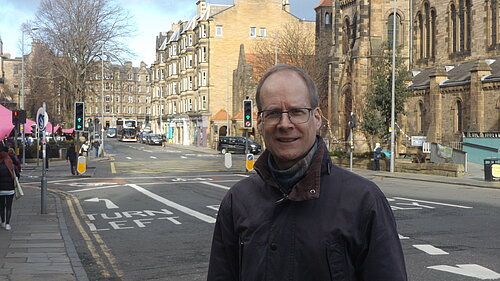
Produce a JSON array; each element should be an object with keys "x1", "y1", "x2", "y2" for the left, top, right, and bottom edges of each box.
[{"x1": 0, "y1": 0, "x2": 316, "y2": 66}]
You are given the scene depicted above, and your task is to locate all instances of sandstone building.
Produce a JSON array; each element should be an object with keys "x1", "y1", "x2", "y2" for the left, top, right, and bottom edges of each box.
[
  {"x1": 151, "y1": 0, "x2": 313, "y2": 147},
  {"x1": 316, "y1": 0, "x2": 499, "y2": 152},
  {"x1": 85, "y1": 61, "x2": 152, "y2": 130}
]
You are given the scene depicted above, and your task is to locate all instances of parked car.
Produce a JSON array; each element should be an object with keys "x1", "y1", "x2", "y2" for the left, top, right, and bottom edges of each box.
[
  {"x1": 106, "y1": 127, "x2": 117, "y2": 138},
  {"x1": 139, "y1": 130, "x2": 152, "y2": 143},
  {"x1": 217, "y1": 136, "x2": 262, "y2": 155},
  {"x1": 146, "y1": 134, "x2": 163, "y2": 145}
]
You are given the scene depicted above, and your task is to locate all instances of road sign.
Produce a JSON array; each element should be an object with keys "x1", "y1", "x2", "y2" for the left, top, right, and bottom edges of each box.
[
  {"x1": 77, "y1": 156, "x2": 87, "y2": 174},
  {"x1": 246, "y1": 153, "x2": 254, "y2": 171},
  {"x1": 36, "y1": 107, "x2": 49, "y2": 131}
]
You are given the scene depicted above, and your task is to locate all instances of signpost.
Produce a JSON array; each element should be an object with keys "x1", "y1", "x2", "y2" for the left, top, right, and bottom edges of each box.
[
  {"x1": 37, "y1": 104, "x2": 49, "y2": 214},
  {"x1": 77, "y1": 156, "x2": 87, "y2": 174},
  {"x1": 246, "y1": 154, "x2": 255, "y2": 171}
]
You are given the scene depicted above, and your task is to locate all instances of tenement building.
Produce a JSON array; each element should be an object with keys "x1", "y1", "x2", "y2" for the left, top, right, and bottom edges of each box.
[
  {"x1": 151, "y1": 0, "x2": 313, "y2": 147},
  {"x1": 85, "y1": 61, "x2": 152, "y2": 130},
  {"x1": 316, "y1": 0, "x2": 500, "y2": 152}
]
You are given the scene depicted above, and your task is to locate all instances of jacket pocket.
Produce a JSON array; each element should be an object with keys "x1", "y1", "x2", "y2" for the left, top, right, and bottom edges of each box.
[{"x1": 326, "y1": 241, "x2": 351, "y2": 281}]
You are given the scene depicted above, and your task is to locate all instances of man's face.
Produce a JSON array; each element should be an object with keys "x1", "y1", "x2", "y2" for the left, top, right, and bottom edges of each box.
[{"x1": 257, "y1": 70, "x2": 321, "y2": 170}]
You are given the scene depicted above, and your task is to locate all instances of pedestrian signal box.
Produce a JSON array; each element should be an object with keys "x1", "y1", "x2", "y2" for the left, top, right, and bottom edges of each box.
[
  {"x1": 74, "y1": 102, "x2": 85, "y2": 131},
  {"x1": 243, "y1": 100, "x2": 252, "y2": 129}
]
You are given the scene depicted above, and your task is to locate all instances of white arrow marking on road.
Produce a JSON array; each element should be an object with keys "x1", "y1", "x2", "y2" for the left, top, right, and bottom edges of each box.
[
  {"x1": 128, "y1": 184, "x2": 216, "y2": 223},
  {"x1": 201, "y1": 182, "x2": 230, "y2": 190},
  {"x1": 150, "y1": 156, "x2": 157, "y2": 159},
  {"x1": 84, "y1": 198, "x2": 119, "y2": 209},
  {"x1": 126, "y1": 157, "x2": 132, "y2": 160},
  {"x1": 413, "y1": 244, "x2": 449, "y2": 255},
  {"x1": 428, "y1": 264, "x2": 500, "y2": 280}
]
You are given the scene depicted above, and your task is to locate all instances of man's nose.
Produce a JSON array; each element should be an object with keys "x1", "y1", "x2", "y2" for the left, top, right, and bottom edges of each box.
[{"x1": 277, "y1": 112, "x2": 294, "y2": 127}]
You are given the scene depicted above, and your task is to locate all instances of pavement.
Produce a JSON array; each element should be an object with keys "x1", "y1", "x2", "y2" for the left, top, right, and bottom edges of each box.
[{"x1": 1, "y1": 144, "x2": 498, "y2": 281}]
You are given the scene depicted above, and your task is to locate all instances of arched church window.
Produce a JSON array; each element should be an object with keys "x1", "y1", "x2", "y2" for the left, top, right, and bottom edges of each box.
[
  {"x1": 387, "y1": 13, "x2": 402, "y2": 48},
  {"x1": 325, "y1": 12, "x2": 330, "y2": 25},
  {"x1": 417, "y1": 101, "x2": 424, "y2": 133}
]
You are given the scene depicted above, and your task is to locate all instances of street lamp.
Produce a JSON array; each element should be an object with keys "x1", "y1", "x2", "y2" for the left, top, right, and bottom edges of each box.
[
  {"x1": 390, "y1": 0, "x2": 397, "y2": 172},
  {"x1": 21, "y1": 27, "x2": 38, "y2": 167},
  {"x1": 97, "y1": 49, "x2": 105, "y2": 157}
]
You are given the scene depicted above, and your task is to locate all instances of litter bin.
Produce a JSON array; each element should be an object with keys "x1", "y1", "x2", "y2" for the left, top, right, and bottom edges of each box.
[{"x1": 483, "y1": 158, "x2": 500, "y2": 181}]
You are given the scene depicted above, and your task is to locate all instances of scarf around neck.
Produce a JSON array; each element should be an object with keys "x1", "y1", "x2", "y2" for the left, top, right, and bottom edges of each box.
[{"x1": 268, "y1": 140, "x2": 318, "y2": 194}]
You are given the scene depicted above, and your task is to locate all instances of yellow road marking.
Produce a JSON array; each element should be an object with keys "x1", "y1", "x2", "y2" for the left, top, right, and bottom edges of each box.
[
  {"x1": 51, "y1": 189, "x2": 123, "y2": 278},
  {"x1": 110, "y1": 162, "x2": 116, "y2": 174}
]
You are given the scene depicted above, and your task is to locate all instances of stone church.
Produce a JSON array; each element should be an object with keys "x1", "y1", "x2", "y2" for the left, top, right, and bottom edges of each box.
[{"x1": 315, "y1": 0, "x2": 500, "y2": 152}]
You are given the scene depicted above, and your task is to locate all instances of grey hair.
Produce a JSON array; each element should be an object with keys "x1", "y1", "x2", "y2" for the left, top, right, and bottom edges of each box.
[{"x1": 255, "y1": 64, "x2": 318, "y2": 111}]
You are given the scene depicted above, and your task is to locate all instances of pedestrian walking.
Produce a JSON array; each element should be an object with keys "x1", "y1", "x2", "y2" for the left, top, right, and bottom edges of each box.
[
  {"x1": 80, "y1": 141, "x2": 89, "y2": 157},
  {"x1": 0, "y1": 149, "x2": 16, "y2": 231},
  {"x1": 66, "y1": 143, "x2": 78, "y2": 175},
  {"x1": 374, "y1": 142, "x2": 382, "y2": 171},
  {"x1": 207, "y1": 64, "x2": 407, "y2": 281},
  {"x1": 7, "y1": 148, "x2": 21, "y2": 176},
  {"x1": 92, "y1": 139, "x2": 100, "y2": 157}
]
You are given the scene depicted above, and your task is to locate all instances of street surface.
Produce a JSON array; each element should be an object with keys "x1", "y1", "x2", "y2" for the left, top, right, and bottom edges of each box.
[{"x1": 22, "y1": 138, "x2": 500, "y2": 281}]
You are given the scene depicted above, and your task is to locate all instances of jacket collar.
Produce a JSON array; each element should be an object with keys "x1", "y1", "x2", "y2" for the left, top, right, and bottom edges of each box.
[{"x1": 254, "y1": 136, "x2": 331, "y2": 201}]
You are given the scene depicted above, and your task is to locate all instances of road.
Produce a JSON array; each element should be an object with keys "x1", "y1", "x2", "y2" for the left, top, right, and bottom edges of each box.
[{"x1": 36, "y1": 138, "x2": 500, "y2": 280}]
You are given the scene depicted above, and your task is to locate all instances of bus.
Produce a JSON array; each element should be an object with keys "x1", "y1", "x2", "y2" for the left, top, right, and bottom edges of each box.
[{"x1": 116, "y1": 119, "x2": 138, "y2": 142}]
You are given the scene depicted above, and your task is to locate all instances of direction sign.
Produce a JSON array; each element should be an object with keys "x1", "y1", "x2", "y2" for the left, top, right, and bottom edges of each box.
[
  {"x1": 36, "y1": 107, "x2": 49, "y2": 131},
  {"x1": 77, "y1": 156, "x2": 87, "y2": 174},
  {"x1": 246, "y1": 153, "x2": 254, "y2": 171}
]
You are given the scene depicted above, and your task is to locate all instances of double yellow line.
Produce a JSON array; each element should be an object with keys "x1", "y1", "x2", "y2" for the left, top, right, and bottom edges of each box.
[{"x1": 52, "y1": 189, "x2": 123, "y2": 278}]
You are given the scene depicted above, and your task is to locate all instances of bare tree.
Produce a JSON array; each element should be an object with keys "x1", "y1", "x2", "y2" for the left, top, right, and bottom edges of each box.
[
  {"x1": 24, "y1": 0, "x2": 134, "y2": 122},
  {"x1": 251, "y1": 22, "x2": 316, "y2": 79}
]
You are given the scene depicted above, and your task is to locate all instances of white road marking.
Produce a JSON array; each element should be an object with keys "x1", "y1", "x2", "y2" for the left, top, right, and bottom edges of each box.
[
  {"x1": 413, "y1": 244, "x2": 449, "y2": 255},
  {"x1": 180, "y1": 156, "x2": 187, "y2": 159},
  {"x1": 428, "y1": 264, "x2": 500, "y2": 279},
  {"x1": 393, "y1": 197, "x2": 473, "y2": 209},
  {"x1": 207, "y1": 205, "x2": 220, "y2": 211},
  {"x1": 68, "y1": 185, "x2": 124, "y2": 193},
  {"x1": 398, "y1": 234, "x2": 409, "y2": 240},
  {"x1": 84, "y1": 198, "x2": 120, "y2": 209},
  {"x1": 201, "y1": 182, "x2": 230, "y2": 190},
  {"x1": 150, "y1": 156, "x2": 157, "y2": 159},
  {"x1": 143, "y1": 150, "x2": 153, "y2": 153},
  {"x1": 126, "y1": 157, "x2": 132, "y2": 160},
  {"x1": 127, "y1": 184, "x2": 216, "y2": 223}
]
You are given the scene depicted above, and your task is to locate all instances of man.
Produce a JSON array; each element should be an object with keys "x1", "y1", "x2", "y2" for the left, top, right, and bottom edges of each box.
[
  {"x1": 66, "y1": 143, "x2": 78, "y2": 175},
  {"x1": 207, "y1": 64, "x2": 407, "y2": 281}
]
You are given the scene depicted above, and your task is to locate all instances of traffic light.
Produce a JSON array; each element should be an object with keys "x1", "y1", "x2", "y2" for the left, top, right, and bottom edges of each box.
[
  {"x1": 74, "y1": 102, "x2": 85, "y2": 131},
  {"x1": 18, "y1": 110, "x2": 26, "y2": 124},
  {"x1": 12, "y1": 110, "x2": 20, "y2": 125},
  {"x1": 243, "y1": 100, "x2": 252, "y2": 129},
  {"x1": 348, "y1": 113, "x2": 356, "y2": 129}
]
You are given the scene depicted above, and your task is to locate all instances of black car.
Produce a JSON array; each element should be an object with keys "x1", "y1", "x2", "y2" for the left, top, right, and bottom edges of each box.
[
  {"x1": 217, "y1": 136, "x2": 262, "y2": 154},
  {"x1": 146, "y1": 134, "x2": 163, "y2": 145}
]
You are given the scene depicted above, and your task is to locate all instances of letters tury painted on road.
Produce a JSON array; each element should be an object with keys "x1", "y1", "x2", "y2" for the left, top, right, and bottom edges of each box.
[{"x1": 86, "y1": 209, "x2": 181, "y2": 231}]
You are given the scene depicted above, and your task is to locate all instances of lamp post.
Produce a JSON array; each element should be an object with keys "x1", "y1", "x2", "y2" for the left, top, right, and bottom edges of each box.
[
  {"x1": 98, "y1": 50, "x2": 105, "y2": 156},
  {"x1": 21, "y1": 27, "x2": 38, "y2": 167},
  {"x1": 390, "y1": 0, "x2": 397, "y2": 172},
  {"x1": 101, "y1": 51, "x2": 104, "y2": 156}
]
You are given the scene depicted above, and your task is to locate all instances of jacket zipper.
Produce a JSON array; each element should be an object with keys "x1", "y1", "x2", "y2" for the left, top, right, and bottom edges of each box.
[{"x1": 239, "y1": 239, "x2": 244, "y2": 281}]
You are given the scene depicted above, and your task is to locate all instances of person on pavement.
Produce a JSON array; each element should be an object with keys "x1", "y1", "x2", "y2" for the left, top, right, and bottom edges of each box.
[
  {"x1": 207, "y1": 64, "x2": 407, "y2": 281},
  {"x1": 92, "y1": 139, "x2": 100, "y2": 157},
  {"x1": 7, "y1": 148, "x2": 21, "y2": 176},
  {"x1": 80, "y1": 141, "x2": 89, "y2": 157},
  {"x1": 67, "y1": 143, "x2": 78, "y2": 175},
  {"x1": 374, "y1": 142, "x2": 382, "y2": 171},
  {"x1": 0, "y1": 148, "x2": 16, "y2": 231}
]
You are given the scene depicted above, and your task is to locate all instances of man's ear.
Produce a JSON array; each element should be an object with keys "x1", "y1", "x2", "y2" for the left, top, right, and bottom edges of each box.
[
  {"x1": 257, "y1": 114, "x2": 263, "y2": 135},
  {"x1": 314, "y1": 107, "x2": 322, "y2": 131}
]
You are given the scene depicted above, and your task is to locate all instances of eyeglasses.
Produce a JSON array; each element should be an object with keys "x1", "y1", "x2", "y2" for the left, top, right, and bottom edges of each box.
[{"x1": 258, "y1": 108, "x2": 313, "y2": 125}]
